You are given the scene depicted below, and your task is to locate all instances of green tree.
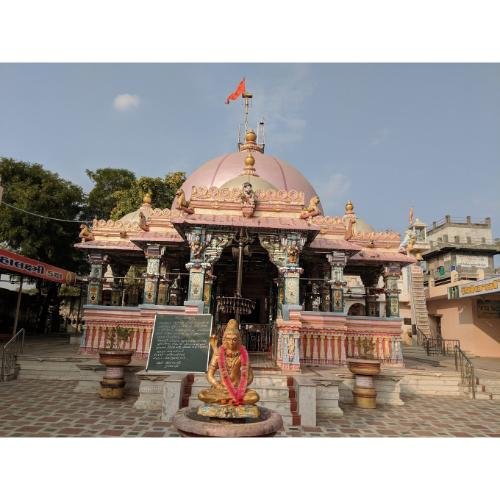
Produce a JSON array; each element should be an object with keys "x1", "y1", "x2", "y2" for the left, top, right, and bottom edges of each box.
[
  {"x1": 110, "y1": 171, "x2": 186, "y2": 220},
  {"x1": 0, "y1": 158, "x2": 86, "y2": 270},
  {"x1": 85, "y1": 167, "x2": 136, "y2": 220},
  {"x1": 0, "y1": 158, "x2": 87, "y2": 334}
]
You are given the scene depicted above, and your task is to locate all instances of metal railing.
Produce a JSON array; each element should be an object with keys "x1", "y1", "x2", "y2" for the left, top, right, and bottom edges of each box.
[
  {"x1": 454, "y1": 347, "x2": 475, "y2": 399},
  {"x1": 1, "y1": 328, "x2": 25, "y2": 382},
  {"x1": 216, "y1": 323, "x2": 273, "y2": 354},
  {"x1": 414, "y1": 326, "x2": 475, "y2": 398}
]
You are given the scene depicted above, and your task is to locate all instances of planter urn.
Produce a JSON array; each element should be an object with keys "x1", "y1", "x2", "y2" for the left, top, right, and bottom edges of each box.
[
  {"x1": 347, "y1": 358, "x2": 381, "y2": 409},
  {"x1": 98, "y1": 349, "x2": 134, "y2": 399}
]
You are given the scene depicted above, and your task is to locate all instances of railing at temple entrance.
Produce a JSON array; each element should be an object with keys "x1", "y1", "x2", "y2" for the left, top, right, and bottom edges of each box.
[
  {"x1": 1, "y1": 328, "x2": 25, "y2": 382},
  {"x1": 216, "y1": 323, "x2": 273, "y2": 354}
]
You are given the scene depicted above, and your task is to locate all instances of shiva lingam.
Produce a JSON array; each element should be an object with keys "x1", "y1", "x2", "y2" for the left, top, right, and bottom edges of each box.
[{"x1": 197, "y1": 319, "x2": 260, "y2": 419}]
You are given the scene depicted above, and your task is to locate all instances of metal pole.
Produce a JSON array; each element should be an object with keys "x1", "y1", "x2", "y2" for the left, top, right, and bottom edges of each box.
[{"x1": 12, "y1": 275, "x2": 23, "y2": 337}]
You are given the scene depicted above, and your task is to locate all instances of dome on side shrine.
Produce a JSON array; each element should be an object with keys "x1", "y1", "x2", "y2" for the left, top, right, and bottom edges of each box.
[{"x1": 178, "y1": 131, "x2": 321, "y2": 212}]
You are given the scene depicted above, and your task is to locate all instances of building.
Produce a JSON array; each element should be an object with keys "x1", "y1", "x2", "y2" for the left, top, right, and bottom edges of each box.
[
  {"x1": 422, "y1": 216, "x2": 500, "y2": 357},
  {"x1": 75, "y1": 103, "x2": 415, "y2": 371}
]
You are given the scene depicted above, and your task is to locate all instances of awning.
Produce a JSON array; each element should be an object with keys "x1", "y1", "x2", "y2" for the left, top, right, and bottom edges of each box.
[{"x1": 0, "y1": 248, "x2": 76, "y2": 284}]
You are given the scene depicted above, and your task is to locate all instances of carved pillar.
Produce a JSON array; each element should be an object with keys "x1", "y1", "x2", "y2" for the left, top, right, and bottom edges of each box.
[
  {"x1": 327, "y1": 251, "x2": 347, "y2": 313},
  {"x1": 109, "y1": 261, "x2": 129, "y2": 307},
  {"x1": 360, "y1": 268, "x2": 382, "y2": 317},
  {"x1": 143, "y1": 244, "x2": 162, "y2": 305},
  {"x1": 87, "y1": 252, "x2": 107, "y2": 305},
  {"x1": 383, "y1": 264, "x2": 402, "y2": 317},
  {"x1": 203, "y1": 272, "x2": 216, "y2": 314}
]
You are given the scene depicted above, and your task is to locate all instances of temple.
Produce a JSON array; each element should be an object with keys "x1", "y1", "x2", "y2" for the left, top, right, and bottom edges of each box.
[{"x1": 75, "y1": 98, "x2": 416, "y2": 371}]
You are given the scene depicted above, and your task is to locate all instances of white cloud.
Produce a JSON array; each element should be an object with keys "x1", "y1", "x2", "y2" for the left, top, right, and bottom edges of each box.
[
  {"x1": 113, "y1": 93, "x2": 141, "y2": 111},
  {"x1": 316, "y1": 173, "x2": 351, "y2": 214}
]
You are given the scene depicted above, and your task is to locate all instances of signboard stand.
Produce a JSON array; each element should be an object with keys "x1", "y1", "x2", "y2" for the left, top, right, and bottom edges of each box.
[{"x1": 146, "y1": 314, "x2": 213, "y2": 373}]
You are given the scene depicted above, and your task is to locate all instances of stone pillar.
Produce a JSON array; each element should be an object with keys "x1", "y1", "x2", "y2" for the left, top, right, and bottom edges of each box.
[
  {"x1": 327, "y1": 252, "x2": 347, "y2": 313},
  {"x1": 383, "y1": 264, "x2": 402, "y2": 317},
  {"x1": 87, "y1": 252, "x2": 107, "y2": 305},
  {"x1": 143, "y1": 244, "x2": 162, "y2": 305},
  {"x1": 360, "y1": 268, "x2": 382, "y2": 317},
  {"x1": 203, "y1": 272, "x2": 216, "y2": 314}
]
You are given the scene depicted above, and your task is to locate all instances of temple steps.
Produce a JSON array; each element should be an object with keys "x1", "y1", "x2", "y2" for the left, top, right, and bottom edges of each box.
[
  {"x1": 402, "y1": 345, "x2": 441, "y2": 366},
  {"x1": 186, "y1": 373, "x2": 297, "y2": 425}
]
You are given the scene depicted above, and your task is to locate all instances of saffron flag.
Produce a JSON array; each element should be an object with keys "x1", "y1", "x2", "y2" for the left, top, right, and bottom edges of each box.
[{"x1": 225, "y1": 78, "x2": 246, "y2": 104}]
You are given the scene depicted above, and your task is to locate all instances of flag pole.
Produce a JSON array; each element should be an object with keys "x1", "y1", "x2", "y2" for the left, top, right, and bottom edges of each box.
[{"x1": 242, "y1": 80, "x2": 252, "y2": 133}]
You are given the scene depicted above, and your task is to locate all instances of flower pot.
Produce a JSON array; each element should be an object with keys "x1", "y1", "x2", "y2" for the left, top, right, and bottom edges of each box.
[
  {"x1": 98, "y1": 349, "x2": 134, "y2": 399},
  {"x1": 347, "y1": 358, "x2": 381, "y2": 409}
]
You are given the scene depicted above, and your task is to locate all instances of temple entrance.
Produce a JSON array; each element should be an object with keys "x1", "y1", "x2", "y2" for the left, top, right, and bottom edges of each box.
[{"x1": 213, "y1": 236, "x2": 278, "y2": 355}]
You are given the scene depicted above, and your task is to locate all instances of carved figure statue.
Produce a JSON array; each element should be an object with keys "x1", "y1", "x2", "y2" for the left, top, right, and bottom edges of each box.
[
  {"x1": 286, "y1": 239, "x2": 300, "y2": 265},
  {"x1": 198, "y1": 319, "x2": 259, "y2": 406},
  {"x1": 300, "y1": 195, "x2": 321, "y2": 219},
  {"x1": 175, "y1": 188, "x2": 194, "y2": 214},
  {"x1": 79, "y1": 224, "x2": 94, "y2": 242},
  {"x1": 190, "y1": 234, "x2": 205, "y2": 260},
  {"x1": 240, "y1": 182, "x2": 256, "y2": 217},
  {"x1": 138, "y1": 211, "x2": 149, "y2": 231},
  {"x1": 398, "y1": 229, "x2": 416, "y2": 254},
  {"x1": 342, "y1": 200, "x2": 357, "y2": 240}
]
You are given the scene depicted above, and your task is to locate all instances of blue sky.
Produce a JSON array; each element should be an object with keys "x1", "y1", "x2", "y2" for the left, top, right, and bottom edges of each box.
[{"x1": 0, "y1": 63, "x2": 499, "y2": 237}]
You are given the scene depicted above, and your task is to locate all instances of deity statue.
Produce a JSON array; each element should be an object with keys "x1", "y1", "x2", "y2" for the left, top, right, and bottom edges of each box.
[
  {"x1": 190, "y1": 234, "x2": 205, "y2": 260},
  {"x1": 240, "y1": 182, "x2": 256, "y2": 217},
  {"x1": 286, "y1": 239, "x2": 300, "y2": 265},
  {"x1": 300, "y1": 195, "x2": 321, "y2": 219},
  {"x1": 198, "y1": 319, "x2": 259, "y2": 416}
]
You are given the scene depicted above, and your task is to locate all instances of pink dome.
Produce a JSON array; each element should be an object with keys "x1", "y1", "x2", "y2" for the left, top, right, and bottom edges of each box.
[{"x1": 180, "y1": 149, "x2": 320, "y2": 206}]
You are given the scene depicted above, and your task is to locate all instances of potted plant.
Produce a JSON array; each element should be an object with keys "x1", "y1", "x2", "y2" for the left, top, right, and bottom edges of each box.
[
  {"x1": 98, "y1": 325, "x2": 135, "y2": 399},
  {"x1": 347, "y1": 337, "x2": 381, "y2": 409}
]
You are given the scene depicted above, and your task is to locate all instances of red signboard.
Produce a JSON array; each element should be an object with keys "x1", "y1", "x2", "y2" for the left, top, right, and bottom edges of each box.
[{"x1": 0, "y1": 248, "x2": 76, "y2": 284}]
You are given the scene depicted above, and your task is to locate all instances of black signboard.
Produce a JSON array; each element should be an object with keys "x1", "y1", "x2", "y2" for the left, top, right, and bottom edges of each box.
[{"x1": 146, "y1": 314, "x2": 213, "y2": 372}]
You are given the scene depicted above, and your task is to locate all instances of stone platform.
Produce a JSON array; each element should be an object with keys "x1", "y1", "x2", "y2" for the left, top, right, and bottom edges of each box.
[{"x1": 173, "y1": 406, "x2": 283, "y2": 437}]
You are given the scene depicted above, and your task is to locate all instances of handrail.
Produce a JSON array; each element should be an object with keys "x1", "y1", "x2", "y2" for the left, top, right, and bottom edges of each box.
[
  {"x1": 1, "y1": 328, "x2": 25, "y2": 382},
  {"x1": 414, "y1": 326, "x2": 475, "y2": 398},
  {"x1": 454, "y1": 346, "x2": 475, "y2": 399}
]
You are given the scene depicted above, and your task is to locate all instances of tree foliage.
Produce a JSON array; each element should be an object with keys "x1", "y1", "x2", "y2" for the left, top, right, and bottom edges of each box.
[
  {"x1": 85, "y1": 168, "x2": 136, "y2": 220},
  {"x1": 0, "y1": 158, "x2": 86, "y2": 272},
  {"x1": 110, "y1": 171, "x2": 186, "y2": 220}
]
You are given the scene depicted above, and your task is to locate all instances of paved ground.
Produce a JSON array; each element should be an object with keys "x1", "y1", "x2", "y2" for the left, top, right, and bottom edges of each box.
[{"x1": 1, "y1": 378, "x2": 500, "y2": 437}]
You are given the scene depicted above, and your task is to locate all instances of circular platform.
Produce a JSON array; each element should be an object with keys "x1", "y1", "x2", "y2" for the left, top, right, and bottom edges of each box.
[{"x1": 172, "y1": 407, "x2": 283, "y2": 437}]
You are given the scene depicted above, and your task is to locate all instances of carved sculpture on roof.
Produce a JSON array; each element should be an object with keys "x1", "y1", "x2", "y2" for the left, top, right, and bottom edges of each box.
[
  {"x1": 300, "y1": 195, "x2": 321, "y2": 220},
  {"x1": 240, "y1": 182, "x2": 256, "y2": 217},
  {"x1": 343, "y1": 200, "x2": 357, "y2": 240},
  {"x1": 191, "y1": 185, "x2": 304, "y2": 205},
  {"x1": 138, "y1": 211, "x2": 149, "y2": 231},
  {"x1": 398, "y1": 229, "x2": 416, "y2": 254},
  {"x1": 174, "y1": 188, "x2": 194, "y2": 215},
  {"x1": 79, "y1": 224, "x2": 94, "y2": 242}
]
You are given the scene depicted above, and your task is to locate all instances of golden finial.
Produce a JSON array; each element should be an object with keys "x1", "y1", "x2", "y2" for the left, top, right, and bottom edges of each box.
[
  {"x1": 242, "y1": 152, "x2": 257, "y2": 176},
  {"x1": 245, "y1": 129, "x2": 257, "y2": 143},
  {"x1": 143, "y1": 192, "x2": 152, "y2": 205},
  {"x1": 345, "y1": 200, "x2": 354, "y2": 214}
]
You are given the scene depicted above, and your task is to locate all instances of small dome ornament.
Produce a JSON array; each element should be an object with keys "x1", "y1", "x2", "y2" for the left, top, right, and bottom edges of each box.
[
  {"x1": 242, "y1": 152, "x2": 258, "y2": 176},
  {"x1": 245, "y1": 129, "x2": 257, "y2": 143},
  {"x1": 143, "y1": 192, "x2": 152, "y2": 205},
  {"x1": 345, "y1": 200, "x2": 354, "y2": 214},
  {"x1": 245, "y1": 152, "x2": 255, "y2": 167}
]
